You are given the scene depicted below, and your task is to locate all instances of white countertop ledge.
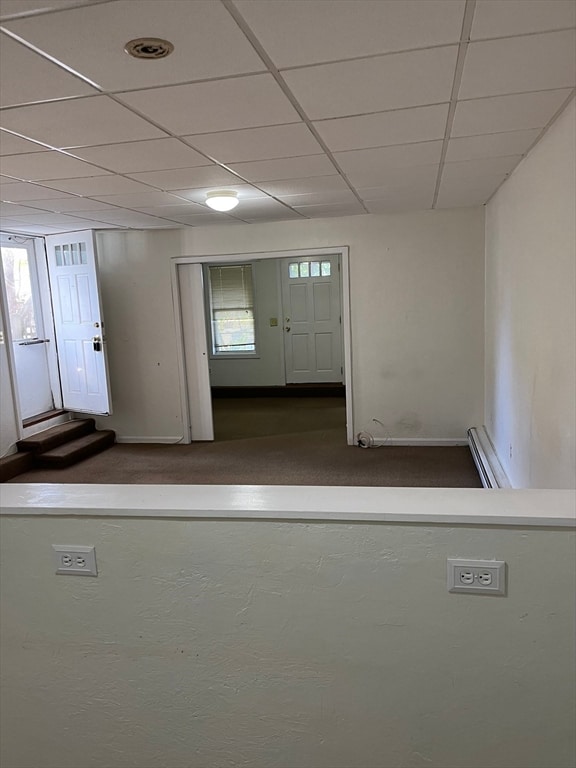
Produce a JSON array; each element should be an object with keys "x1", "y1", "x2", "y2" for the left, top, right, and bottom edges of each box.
[{"x1": 1, "y1": 485, "x2": 575, "y2": 527}]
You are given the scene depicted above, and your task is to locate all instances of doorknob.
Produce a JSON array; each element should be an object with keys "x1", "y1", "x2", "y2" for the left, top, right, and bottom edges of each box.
[
  {"x1": 285, "y1": 326, "x2": 291, "y2": 332},
  {"x1": 93, "y1": 335, "x2": 102, "y2": 352}
]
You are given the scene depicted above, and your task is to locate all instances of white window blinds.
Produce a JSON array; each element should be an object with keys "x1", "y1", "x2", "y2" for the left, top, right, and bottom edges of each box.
[{"x1": 208, "y1": 264, "x2": 255, "y2": 353}]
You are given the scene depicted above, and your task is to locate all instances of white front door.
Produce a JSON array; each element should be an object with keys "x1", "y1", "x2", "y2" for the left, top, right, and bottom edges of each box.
[
  {"x1": 0, "y1": 239, "x2": 57, "y2": 419},
  {"x1": 45, "y1": 231, "x2": 112, "y2": 415},
  {"x1": 281, "y1": 254, "x2": 343, "y2": 384}
]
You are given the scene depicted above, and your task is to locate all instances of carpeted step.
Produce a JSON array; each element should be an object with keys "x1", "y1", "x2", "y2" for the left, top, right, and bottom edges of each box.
[
  {"x1": 17, "y1": 418, "x2": 96, "y2": 454},
  {"x1": 0, "y1": 451, "x2": 35, "y2": 482},
  {"x1": 36, "y1": 430, "x2": 115, "y2": 468}
]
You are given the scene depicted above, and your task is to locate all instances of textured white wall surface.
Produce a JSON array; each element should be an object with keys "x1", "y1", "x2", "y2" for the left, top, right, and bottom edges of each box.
[
  {"x1": 1, "y1": 512, "x2": 574, "y2": 768},
  {"x1": 485, "y1": 98, "x2": 576, "y2": 489},
  {"x1": 95, "y1": 207, "x2": 484, "y2": 441}
]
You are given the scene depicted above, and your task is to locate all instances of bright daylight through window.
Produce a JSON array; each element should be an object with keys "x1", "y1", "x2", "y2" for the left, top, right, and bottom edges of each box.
[
  {"x1": 1, "y1": 247, "x2": 38, "y2": 341},
  {"x1": 208, "y1": 264, "x2": 256, "y2": 355}
]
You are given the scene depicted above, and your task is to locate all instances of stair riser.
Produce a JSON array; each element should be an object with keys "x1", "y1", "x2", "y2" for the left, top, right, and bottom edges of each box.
[
  {"x1": 37, "y1": 432, "x2": 115, "y2": 469},
  {"x1": 18, "y1": 419, "x2": 96, "y2": 454}
]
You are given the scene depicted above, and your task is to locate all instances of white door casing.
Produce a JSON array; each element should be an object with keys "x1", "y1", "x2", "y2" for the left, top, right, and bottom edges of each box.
[
  {"x1": 45, "y1": 231, "x2": 112, "y2": 415},
  {"x1": 281, "y1": 254, "x2": 343, "y2": 384},
  {"x1": 171, "y1": 247, "x2": 354, "y2": 445}
]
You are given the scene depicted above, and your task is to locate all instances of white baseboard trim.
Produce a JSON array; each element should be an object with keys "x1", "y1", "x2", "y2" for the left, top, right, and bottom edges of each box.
[
  {"x1": 370, "y1": 437, "x2": 468, "y2": 447},
  {"x1": 467, "y1": 426, "x2": 511, "y2": 489},
  {"x1": 115, "y1": 436, "x2": 184, "y2": 444}
]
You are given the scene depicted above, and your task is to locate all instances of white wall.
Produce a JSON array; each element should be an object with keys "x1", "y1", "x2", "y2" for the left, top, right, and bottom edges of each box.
[
  {"x1": 208, "y1": 258, "x2": 284, "y2": 387},
  {"x1": 1, "y1": 508, "x2": 574, "y2": 768},
  {"x1": 95, "y1": 208, "x2": 484, "y2": 441},
  {"x1": 485, "y1": 99, "x2": 576, "y2": 489}
]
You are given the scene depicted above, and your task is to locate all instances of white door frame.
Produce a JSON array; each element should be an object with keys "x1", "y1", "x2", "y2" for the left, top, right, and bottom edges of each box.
[
  {"x1": 171, "y1": 246, "x2": 354, "y2": 445},
  {"x1": 0, "y1": 234, "x2": 62, "y2": 433}
]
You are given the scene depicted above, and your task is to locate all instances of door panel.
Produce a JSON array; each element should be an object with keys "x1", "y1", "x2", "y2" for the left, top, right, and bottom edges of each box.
[
  {"x1": 46, "y1": 231, "x2": 112, "y2": 415},
  {"x1": 281, "y1": 255, "x2": 343, "y2": 384}
]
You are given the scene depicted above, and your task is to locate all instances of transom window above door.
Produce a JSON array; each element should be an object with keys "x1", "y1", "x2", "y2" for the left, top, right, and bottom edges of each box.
[{"x1": 288, "y1": 261, "x2": 331, "y2": 279}]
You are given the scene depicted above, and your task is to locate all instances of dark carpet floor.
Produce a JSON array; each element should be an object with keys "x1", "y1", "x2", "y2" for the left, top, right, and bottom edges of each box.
[{"x1": 9, "y1": 431, "x2": 481, "y2": 487}]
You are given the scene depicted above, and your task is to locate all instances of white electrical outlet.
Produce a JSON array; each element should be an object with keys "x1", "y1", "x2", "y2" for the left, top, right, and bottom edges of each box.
[
  {"x1": 52, "y1": 545, "x2": 97, "y2": 576},
  {"x1": 447, "y1": 559, "x2": 506, "y2": 595}
]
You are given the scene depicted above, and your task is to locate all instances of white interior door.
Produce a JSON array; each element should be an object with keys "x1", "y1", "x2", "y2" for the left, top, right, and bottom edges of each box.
[
  {"x1": 177, "y1": 263, "x2": 214, "y2": 441},
  {"x1": 281, "y1": 254, "x2": 343, "y2": 384},
  {"x1": 45, "y1": 231, "x2": 112, "y2": 415}
]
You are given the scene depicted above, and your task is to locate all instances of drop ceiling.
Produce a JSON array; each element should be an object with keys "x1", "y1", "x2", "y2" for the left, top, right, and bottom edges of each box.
[{"x1": 0, "y1": 0, "x2": 574, "y2": 234}]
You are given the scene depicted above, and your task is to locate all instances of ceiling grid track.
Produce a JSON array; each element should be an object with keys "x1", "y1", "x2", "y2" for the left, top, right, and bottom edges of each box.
[
  {"x1": 432, "y1": 0, "x2": 476, "y2": 210},
  {"x1": 221, "y1": 0, "x2": 370, "y2": 213}
]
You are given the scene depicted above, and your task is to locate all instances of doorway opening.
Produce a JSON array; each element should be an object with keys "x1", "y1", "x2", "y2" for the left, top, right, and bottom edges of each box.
[
  {"x1": 0, "y1": 234, "x2": 62, "y2": 425},
  {"x1": 172, "y1": 247, "x2": 354, "y2": 444}
]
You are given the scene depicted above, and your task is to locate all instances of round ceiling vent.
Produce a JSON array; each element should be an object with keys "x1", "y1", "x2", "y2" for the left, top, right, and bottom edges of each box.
[{"x1": 124, "y1": 38, "x2": 174, "y2": 59}]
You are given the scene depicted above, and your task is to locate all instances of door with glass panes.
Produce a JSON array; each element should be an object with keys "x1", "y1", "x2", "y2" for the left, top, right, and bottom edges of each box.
[
  {"x1": 0, "y1": 238, "x2": 56, "y2": 419},
  {"x1": 281, "y1": 254, "x2": 343, "y2": 384}
]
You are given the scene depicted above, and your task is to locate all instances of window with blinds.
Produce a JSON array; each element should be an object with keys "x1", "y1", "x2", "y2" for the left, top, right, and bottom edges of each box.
[{"x1": 207, "y1": 264, "x2": 256, "y2": 354}]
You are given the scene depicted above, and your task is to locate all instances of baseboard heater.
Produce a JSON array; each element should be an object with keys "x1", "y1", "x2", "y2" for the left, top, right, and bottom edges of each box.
[{"x1": 467, "y1": 426, "x2": 511, "y2": 489}]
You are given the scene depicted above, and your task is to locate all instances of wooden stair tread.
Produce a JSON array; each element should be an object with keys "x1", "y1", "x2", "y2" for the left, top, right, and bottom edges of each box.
[
  {"x1": 17, "y1": 418, "x2": 96, "y2": 454},
  {"x1": 38, "y1": 430, "x2": 115, "y2": 467}
]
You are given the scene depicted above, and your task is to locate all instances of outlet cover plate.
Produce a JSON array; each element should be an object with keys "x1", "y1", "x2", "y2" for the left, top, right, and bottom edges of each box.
[
  {"x1": 447, "y1": 558, "x2": 506, "y2": 595},
  {"x1": 53, "y1": 545, "x2": 97, "y2": 576}
]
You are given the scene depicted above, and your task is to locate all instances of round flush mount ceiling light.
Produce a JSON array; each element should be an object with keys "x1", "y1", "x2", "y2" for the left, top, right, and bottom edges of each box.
[
  {"x1": 124, "y1": 38, "x2": 174, "y2": 59},
  {"x1": 205, "y1": 190, "x2": 239, "y2": 212}
]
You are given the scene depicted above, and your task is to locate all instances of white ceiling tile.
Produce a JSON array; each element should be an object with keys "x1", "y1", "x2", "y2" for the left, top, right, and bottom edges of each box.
[
  {"x1": 22, "y1": 196, "x2": 118, "y2": 212},
  {"x1": 172, "y1": 184, "x2": 267, "y2": 204},
  {"x1": 471, "y1": 1, "x2": 576, "y2": 40},
  {"x1": 167, "y1": 213, "x2": 242, "y2": 226},
  {"x1": 128, "y1": 165, "x2": 240, "y2": 191},
  {"x1": 436, "y1": 171, "x2": 508, "y2": 208},
  {"x1": 1, "y1": 211, "x2": 94, "y2": 226},
  {"x1": 0, "y1": 218, "x2": 63, "y2": 233},
  {"x1": 42, "y1": 175, "x2": 152, "y2": 196},
  {"x1": 0, "y1": 1, "x2": 96, "y2": 21},
  {"x1": 87, "y1": 191, "x2": 190, "y2": 208},
  {"x1": 0, "y1": 201, "x2": 52, "y2": 215},
  {"x1": 79, "y1": 209, "x2": 182, "y2": 227},
  {"x1": 4, "y1": 0, "x2": 265, "y2": 90},
  {"x1": 452, "y1": 89, "x2": 573, "y2": 136},
  {"x1": 443, "y1": 155, "x2": 522, "y2": 179},
  {"x1": 117, "y1": 75, "x2": 300, "y2": 136},
  {"x1": 459, "y1": 30, "x2": 576, "y2": 99},
  {"x1": 0, "y1": 96, "x2": 167, "y2": 148},
  {"x1": 446, "y1": 129, "x2": 541, "y2": 161},
  {"x1": 0, "y1": 151, "x2": 110, "y2": 180},
  {"x1": 357, "y1": 165, "x2": 439, "y2": 210},
  {"x1": 258, "y1": 176, "x2": 350, "y2": 197},
  {"x1": 0, "y1": 32, "x2": 97, "y2": 107},
  {"x1": 294, "y1": 203, "x2": 365, "y2": 218},
  {"x1": 240, "y1": 210, "x2": 304, "y2": 223},
  {"x1": 0, "y1": 181, "x2": 72, "y2": 201},
  {"x1": 132, "y1": 204, "x2": 207, "y2": 217},
  {"x1": 0, "y1": 174, "x2": 17, "y2": 184},
  {"x1": 0, "y1": 130, "x2": 49, "y2": 155},
  {"x1": 235, "y1": 0, "x2": 465, "y2": 67},
  {"x1": 276, "y1": 190, "x2": 358, "y2": 206},
  {"x1": 437, "y1": 156, "x2": 522, "y2": 206},
  {"x1": 313, "y1": 104, "x2": 450, "y2": 152},
  {"x1": 228, "y1": 154, "x2": 335, "y2": 183},
  {"x1": 363, "y1": 191, "x2": 434, "y2": 213},
  {"x1": 185, "y1": 123, "x2": 322, "y2": 163},
  {"x1": 283, "y1": 46, "x2": 458, "y2": 120},
  {"x1": 68, "y1": 139, "x2": 210, "y2": 174},
  {"x1": 334, "y1": 142, "x2": 443, "y2": 187}
]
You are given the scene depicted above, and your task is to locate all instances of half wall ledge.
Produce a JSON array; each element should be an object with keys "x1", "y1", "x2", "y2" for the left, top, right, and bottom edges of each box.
[{"x1": 1, "y1": 485, "x2": 575, "y2": 528}]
